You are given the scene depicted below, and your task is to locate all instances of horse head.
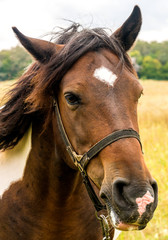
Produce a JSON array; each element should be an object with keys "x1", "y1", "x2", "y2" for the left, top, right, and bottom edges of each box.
[{"x1": 11, "y1": 5, "x2": 158, "y2": 235}]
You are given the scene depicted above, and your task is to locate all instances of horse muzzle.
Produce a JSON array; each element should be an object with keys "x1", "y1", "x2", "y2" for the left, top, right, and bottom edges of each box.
[{"x1": 100, "y1": 178, "x2": 158, "y2": 231}]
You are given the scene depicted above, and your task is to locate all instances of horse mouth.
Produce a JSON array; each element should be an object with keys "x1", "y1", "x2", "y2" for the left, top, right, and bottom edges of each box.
[
  {"x1": 114, "y1": 221, "x2": 145, "y2": 231},
  {"x1": 105, "y1": 203, "x2": 146, "y2": 231}
]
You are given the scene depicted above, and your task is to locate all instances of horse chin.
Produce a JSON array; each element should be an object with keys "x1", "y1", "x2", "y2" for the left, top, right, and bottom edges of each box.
[{"x1": 106, "y1": 204, "x2": 146, "y2": 231}]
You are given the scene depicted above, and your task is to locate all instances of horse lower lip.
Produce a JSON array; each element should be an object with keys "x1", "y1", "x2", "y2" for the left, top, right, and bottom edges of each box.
[{"x1": 116, "y1": 222, "x2": 140, "y2": 231}]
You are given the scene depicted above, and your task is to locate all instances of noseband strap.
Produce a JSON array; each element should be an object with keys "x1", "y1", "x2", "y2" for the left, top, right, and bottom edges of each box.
[
  {"x1": 79, "y1": 128, "x2": 142, "y2": 170},
  {"x1": 54, "y1": 100, "x2": 143, "y2": 212}
]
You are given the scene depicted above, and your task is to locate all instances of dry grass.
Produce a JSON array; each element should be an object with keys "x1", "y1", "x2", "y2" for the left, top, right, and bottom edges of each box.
[{"x1": 0, "y1": 80, "x2": 15, "y2": 106}]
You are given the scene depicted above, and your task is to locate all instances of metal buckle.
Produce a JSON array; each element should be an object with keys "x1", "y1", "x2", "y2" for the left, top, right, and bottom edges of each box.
[
  {"x1": 66, "y1": 146, "x2": 85, "y2": 172},
  {"x1": 95, "y1": 211, "x2": 112, "y2": 240}
]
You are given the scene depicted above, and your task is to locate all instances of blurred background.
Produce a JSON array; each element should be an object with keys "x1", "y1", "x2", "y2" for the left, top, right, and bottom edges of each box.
[{"x1": 0, "y1": 0, "x2": 168, "y2": 239}]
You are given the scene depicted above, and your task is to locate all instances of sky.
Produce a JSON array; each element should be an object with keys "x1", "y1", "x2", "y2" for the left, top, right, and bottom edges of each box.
[{"x1": 0, "y1": 0, "x2": 168, "y2": 50}]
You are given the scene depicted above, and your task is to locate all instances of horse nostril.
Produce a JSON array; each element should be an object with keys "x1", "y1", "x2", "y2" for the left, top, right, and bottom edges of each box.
[
  {"x1": 101, "y1": 178, "x2": 158, "y2": 214},
  {"x1": 112, "y1": 178, "x2": 130, "y2": 208},
  {"x1": 150, "y1": 179, "x2": 158, "y2": 202}
]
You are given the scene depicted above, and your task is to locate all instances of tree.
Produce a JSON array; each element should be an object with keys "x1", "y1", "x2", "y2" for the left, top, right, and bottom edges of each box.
[
  {"x1": 130, "y1": 50, "x2": 143, "y2": 64},
  {"x1": 130, "y1": 40, "x2": 168, "y2": 80},
  {"x1": 139, "y1": 56, "x2": 161, "y2": 79},
  {"x1": 0, "y1": 46, "x2": 33, "y2": 81}
]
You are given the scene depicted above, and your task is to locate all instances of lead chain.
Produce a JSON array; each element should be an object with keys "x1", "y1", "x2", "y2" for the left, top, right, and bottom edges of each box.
[{"x1": 95, "y1": 212, "x2": 111, "y2": 240}]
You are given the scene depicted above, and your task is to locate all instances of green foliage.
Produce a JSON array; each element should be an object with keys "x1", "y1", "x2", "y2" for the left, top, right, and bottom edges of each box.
[
  {"x1": 0, "y1": 46, "x2": 32, "y2": 81},
  {"x1": 140, "y1": 56, "x2": 161, "y2": 79},
  {"x1": 130, "y1": 40, "x2": 168, "y2": 80}
]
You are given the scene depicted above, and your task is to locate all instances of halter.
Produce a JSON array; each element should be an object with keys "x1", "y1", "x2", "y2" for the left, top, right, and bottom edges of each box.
[{"x1": 54, "y1": 100, "x2": 142, "y2": 239}]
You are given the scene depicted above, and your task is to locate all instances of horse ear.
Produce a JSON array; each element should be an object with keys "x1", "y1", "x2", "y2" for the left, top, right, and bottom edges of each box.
[
  {"x1": 113, "y1": 5, "x2": 142, "y2": 51},
  {"x1": 12, "y1": 27, "x2": 62, "y2": 63}
]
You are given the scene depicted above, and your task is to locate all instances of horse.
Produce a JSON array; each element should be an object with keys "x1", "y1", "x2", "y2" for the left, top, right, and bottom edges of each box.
[{"x1": 0, "y1": 6, "x2": 158, "y2": 240}]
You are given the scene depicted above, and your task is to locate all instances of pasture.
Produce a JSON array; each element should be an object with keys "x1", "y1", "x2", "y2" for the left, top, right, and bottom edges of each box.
[{"x1": 0, "y1": 80, "x2": 168, "y2": 239}]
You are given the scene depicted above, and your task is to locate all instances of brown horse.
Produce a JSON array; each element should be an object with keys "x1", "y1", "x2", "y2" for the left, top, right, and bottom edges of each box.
[{"x1": 0, "y1": 6, "x2": 158, "y2": 240}]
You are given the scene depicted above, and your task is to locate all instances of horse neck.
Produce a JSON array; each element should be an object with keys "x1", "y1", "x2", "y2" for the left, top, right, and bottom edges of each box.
[
  {"x1": 0, "y1": 113, "x2": 105, "y2": 239},
  {"x1": 20, "y1": 113, "x2": 102, "y2": 239},
  {"x1": 22, "y1": 113, "x2": 94, "y2": 213},
  {"x1": 22, "y1": 114, "x2": 76, "y2": 199}
]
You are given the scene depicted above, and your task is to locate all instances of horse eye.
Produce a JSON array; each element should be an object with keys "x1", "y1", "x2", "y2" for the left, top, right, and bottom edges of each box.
[{"x1": 64, "y1": 93, "x2": 81, "y2": 105}]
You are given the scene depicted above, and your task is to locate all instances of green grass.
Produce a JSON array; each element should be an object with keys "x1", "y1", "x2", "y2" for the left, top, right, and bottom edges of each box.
[{"x1": 0, "y1": 79, "x2": 168, "y2": 239}]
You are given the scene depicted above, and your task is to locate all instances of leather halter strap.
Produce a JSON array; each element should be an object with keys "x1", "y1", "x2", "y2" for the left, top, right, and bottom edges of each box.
[{"x1": 54, "y1": 100, "x2": 142, "y2": 211}]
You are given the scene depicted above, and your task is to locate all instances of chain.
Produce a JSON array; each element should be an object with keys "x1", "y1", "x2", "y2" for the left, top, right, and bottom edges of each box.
[{"x1": 95, "y1": 212, "x2": 112, "y2": 240}]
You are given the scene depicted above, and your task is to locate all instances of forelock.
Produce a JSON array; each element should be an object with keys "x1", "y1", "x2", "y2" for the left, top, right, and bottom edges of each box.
[{"x1": 43, "y1": 23, "x2": 132, "y2": 92}]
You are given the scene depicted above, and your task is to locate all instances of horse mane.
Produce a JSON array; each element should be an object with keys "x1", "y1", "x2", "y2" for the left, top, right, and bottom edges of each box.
[
  {"x1": 0, "y1": 23, "x2": 133, "y2": 150},
  {"x1": 0, "y1": 63, "x2": 39, "y2": 150}
]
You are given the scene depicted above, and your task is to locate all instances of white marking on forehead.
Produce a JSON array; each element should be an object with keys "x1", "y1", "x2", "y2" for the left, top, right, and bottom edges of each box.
[
  {"x1": 0, "y1": 126, "x2": 32, "y2": 198},
  {"x1": 93, "y1": 66, "x2": 117, "y2": 87},
  {"x1": 136, "y1": 190, "x2": 154, "y2": 217}
]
